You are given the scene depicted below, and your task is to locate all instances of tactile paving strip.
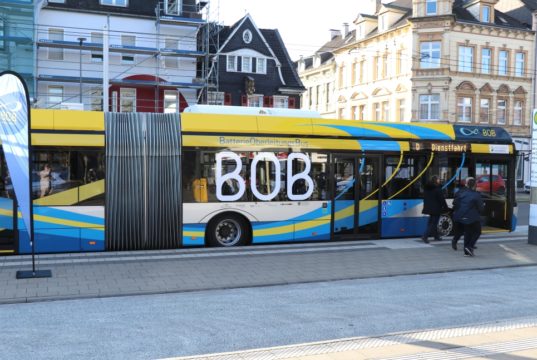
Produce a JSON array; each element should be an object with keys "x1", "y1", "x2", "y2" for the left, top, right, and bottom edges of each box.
[{"x1": 163, "y1": 317, "x2": 537, "y2": 360}]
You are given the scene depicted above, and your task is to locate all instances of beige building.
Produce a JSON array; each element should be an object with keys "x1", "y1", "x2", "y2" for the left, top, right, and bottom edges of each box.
[
  {"x1": 298, "y1": 0, "x2": 535, "y2": 184},
  {"x1": 299, "y1": 0, "x2": 534, "y2": 137}
]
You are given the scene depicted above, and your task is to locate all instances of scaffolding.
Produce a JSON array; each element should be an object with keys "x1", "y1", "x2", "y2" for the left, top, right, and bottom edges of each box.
[{"x1": 197, "y1": 0, "x2": 220, "y2": 104}]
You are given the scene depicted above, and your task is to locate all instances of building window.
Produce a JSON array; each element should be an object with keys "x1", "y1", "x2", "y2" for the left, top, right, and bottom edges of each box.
[
  {"x1": 352, "y1": 61, "x2": 358, "y2": 85},
  {"x1": 121, "y1": 35, "x2": 135, "y2": 64},
  {"x1": 256, "y1": 58, "x2": 266, "y2": 74},
  {"x1": 339, "y1": 65, "x2": 345, "y2": 88},
  {"x1": 273, "y1": 96, "x2": 289, "y2": 108},
  {"x1": 515, "y1": 52, "x2": 525, "y2": 77},
  {"x1": 482, "y1": 5, "x2": 491, "y2": 22},
  {"x1": 419, "y1": 94, "x2": 440, "y2": 121},
  {"x1": 120, "y1": 88, "x2": 136, "y2": 112},
  {"x1": 379, "y1": 15, "x2": 386, "y2": 32},
  {"x1": 457, "y1": 97, "x2": 472, "y2": 123},
  {"x1": 359, "y1": 105, "x2": 366, "y2": 120},
  {"x1": 497, "y1": 99, "x2": 507, "y2": 125},
  {"x1": 514, "y1": 100, "x2": 523, "y2": 125},
  {"x1": 165, "y1": 0, "x2": 181, "y2": 15},
  {"x1": 479, "y1": 98, "x2": 490, "y2": 124},
  {"x1": 420, "y1": 42, "x2": 441, "y2": 69},
  {"x1": 48, "y1": 86, "x2": 63, "y2": 108},
  {"x1": 351, "y1": 106, "x2": 357, "y2": 120},
  {"x1": 227, "y1": 55, "x2": 237, "y2": 71},
  {"x1": 374, "y1": 103, "x2": 381, "y2": 121},
  {"x1": 359, "y1": 60, "x2": 365, "y2": 83},
  {"x1": 426, "y1": 0, "x2": 437, "y2": 15},
  {"x1": 396, "y1": 51, "x2": 402, "y2": 75},
  {"x1": 325, "y1": 83, "x2": 330, "y2": 105},
  {"x1": 376, "y1": 56, "x2": 382, "y2": 79},
  {"x1": 458, "y1": 46, "x2": 473, "y2": 72},
  {"x1": 397, "y1": 99, "x2": 405, "y2": 121},
  {"x1": 164, "y1": 38, "x2": 178, "y2": 68},
  {"x1": 382, "y1": 101, "x2": 389, "y2": 121},
  {"x1": 208, "y1": 91, "x2": 225, "y2": 105},
  {"x1": 247, "y1": 94, "x2": 262, "y2": 107},
  {"x1": 315, "y1": 85, "x2": 321, "y2": 105},
  {"x1": 481, "y1": 48, "x2": 491, "y2": 74},
  {"x1": 164, "y1": 91, "x2": 178, "y2": 113},
  {"x1": 498, "y1": 50, "x2": 508, "y2": 76},
  {"x1": 100, "y1": 0, "x2": 128, "y2": 6},
  {"x1": 48, "y1": 28, "x2": 64, "y2": 60},
  {"x1": 90, "y1": 87, "x2": 103, "y2": 111},
  {"x1": 91, "y1": 32, "x2": 103, "y2": 62},
  {"x1": 241, "y1": 56, "x2": 252, "y2": 73}
]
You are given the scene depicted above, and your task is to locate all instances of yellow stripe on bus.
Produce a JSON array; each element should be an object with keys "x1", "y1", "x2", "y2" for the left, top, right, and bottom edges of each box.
[{"x1": 32, "y1": 133, "x2": 104, "y2": 147}]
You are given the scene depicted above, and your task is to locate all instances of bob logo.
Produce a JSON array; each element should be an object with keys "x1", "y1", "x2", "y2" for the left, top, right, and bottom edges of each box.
[{"x1": 215, "y1": 151, "x2": 313, "y2": 202}]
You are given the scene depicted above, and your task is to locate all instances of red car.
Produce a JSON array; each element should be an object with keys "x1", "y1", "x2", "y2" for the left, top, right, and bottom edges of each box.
[{"x1": 476, "y1": 174, "x2": 506, "y2": 195}]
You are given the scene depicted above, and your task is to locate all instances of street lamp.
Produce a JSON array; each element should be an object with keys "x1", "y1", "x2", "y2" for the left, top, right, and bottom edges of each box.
[{"x1": 77, "y1": 37, "x2": 86, "y2": 104}]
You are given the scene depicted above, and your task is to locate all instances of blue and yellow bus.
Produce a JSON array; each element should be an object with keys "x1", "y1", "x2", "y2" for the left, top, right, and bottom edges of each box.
[{"x1": 0, "y1": 105, "x2": 517, "y2": 254}]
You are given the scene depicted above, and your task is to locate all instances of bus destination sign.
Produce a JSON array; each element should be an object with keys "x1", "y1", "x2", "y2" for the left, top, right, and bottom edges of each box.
[{"x1": 412, "y1": 142, "x2": 468, "y2": 152}]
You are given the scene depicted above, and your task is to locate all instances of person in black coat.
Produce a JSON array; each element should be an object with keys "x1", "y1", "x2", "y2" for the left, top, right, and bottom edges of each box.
[
  {"x1": 451, "y1": 183, "x2": 468, "y2": 251},
  {"x1": 452, "y1": 177, "x2": 483, "y2": 257},
  {"x1": 422, "y1": 175, "x2": 448, "y2": 243}
]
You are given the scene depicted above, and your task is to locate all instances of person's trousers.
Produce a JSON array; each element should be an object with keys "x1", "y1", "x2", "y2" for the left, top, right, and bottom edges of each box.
[
  {"x1": 423, "y1": 215, "x2": 440, "y2": 239},
  {"x1": 453, "y1": 221, "x2": 463, "y2": 242},
  {"x1": 463, "y1": 221, "x2": 481, "y2": 250}
]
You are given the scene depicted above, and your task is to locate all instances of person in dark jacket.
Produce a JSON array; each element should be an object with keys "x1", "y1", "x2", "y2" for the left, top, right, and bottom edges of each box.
[
  {"x1": 452, "y1": 177, "x2": 483, "y2": 257},
  {"x1": 451, "y1": 183, "x2": 468, "y2": 251},
  {"x1": 422, "y1": 175, "x2": 448, "y2": 243}
]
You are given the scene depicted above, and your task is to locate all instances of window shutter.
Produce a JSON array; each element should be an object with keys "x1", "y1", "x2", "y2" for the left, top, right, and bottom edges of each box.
[
  {"x1": 263, "y1": 96, "x2": 271, "y2": 107},
  {"x1": 224, "y1": 93, "x2": 232, "y2": 105},
  {"x1": 241, "y1": 95, "x2": 247, "y2": 106},
  {"x1": 288, "y1": 97, "x2": 296, "y2": 109}
]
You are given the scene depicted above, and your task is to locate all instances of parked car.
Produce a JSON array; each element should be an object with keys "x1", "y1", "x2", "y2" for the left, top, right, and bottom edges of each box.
[
  {"x1": 524, "y1": 182, "x2": 531, "y2": 193},
  {"x1": 476, "y1": 174, "x2": 506, "y2": 195}
]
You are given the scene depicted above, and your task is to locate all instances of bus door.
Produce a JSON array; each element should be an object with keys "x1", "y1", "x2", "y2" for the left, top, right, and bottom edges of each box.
[
  {"x1": 474, "y1": 158, "x2": 512, "y2": 231},
  {"x1": 331, "y1": 154, "x2": 380, "y2": 239}
]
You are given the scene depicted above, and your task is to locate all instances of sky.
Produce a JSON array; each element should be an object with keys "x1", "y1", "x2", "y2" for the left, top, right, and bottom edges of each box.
[{"x1": 209, "y1": 0, "x2": 367, "y2": 61}]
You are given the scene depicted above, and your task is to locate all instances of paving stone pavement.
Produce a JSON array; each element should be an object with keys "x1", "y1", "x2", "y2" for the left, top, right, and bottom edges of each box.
[{"x1": 0, "y1": 229, "x2": 533, "y2": 304}]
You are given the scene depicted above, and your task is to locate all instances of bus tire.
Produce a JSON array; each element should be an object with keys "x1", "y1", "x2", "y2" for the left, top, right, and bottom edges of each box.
[
  {"x1": 437, "y1": 214, "x2": 453, "y2": 237},
  {"x1": 206, "y1": 213, "x2": 251, "y2": 247}
]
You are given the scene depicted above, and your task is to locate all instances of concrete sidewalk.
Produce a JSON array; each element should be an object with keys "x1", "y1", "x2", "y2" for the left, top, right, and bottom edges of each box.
[
  {"x1": 0, "y1": 228, "x2": 534, "y2": 304},
  {"x1": 165, "y1": 317, "x2": 537, "y2": 360}
]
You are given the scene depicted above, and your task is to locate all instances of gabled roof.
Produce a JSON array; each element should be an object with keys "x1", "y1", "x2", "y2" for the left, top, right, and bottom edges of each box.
[{"x1": 217, "y1": 14, "x2": 304, "y2": 89}]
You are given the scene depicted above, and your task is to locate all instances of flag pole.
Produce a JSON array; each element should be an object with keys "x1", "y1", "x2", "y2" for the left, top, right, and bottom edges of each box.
[{"x1": 3, "y1": 71, "x2": 52, "y2": 279}]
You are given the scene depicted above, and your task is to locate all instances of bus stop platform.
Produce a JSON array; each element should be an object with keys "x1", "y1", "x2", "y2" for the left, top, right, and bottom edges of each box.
[
  {"x1": 0, "y1": 226, "x2": 535, "y2": 305},
  {"x1": 165, "y1": 316, "x2": 537, "y2": 360}
]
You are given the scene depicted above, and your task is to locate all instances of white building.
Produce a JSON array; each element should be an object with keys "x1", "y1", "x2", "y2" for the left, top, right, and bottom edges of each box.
[{"x1": 35, "y1": 0, "x2": 208, "y2": 112}]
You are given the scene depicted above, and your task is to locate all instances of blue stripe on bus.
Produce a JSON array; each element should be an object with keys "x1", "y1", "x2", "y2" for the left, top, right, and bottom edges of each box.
[{"x1": 358, "y1": 140, "x2": 401, "y2": 151}]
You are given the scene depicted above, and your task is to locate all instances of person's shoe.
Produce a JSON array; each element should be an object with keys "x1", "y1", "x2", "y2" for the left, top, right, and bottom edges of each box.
[
  {"x1": 472, "y1": 246, "x2": 477, "y2": 250},
  {"x1": 464, "y1": 247, "x2": 474, "y2": 257},
  {"x1": 434, "y1": 237, "x2": 443, "y2": 241},
  {"x1": 451, "y1": 239, "x2": 457, "y2": 251},
  {"x1": 422, "y1": 236, "x2": 429, "y2": 244}
]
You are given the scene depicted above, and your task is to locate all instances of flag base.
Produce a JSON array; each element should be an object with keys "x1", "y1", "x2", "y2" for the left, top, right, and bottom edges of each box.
[{"x1": 16, "y1": 270, "x2": 52, "y2": 279}]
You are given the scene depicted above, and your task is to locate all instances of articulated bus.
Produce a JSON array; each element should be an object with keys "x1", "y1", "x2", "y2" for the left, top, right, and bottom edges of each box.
[{"x1": 0, "y1": 105, "x2": 517, "y2": 254}]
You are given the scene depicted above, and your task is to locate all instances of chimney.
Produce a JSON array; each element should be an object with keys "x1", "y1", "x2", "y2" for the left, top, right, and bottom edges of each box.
[
  {"x1": 343, "y1": 23, "x2": 349, "y2": 37},
  {"x1": 330, "y1": 29, "x2": 342, "y2": 40}
]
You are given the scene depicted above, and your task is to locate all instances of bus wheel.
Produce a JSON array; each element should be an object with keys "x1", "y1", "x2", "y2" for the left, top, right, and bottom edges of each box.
[
  {"x1": 437, "y1": 214, "x2": 453, "y2": 237},
  {"x1": 207, "y1": 213, "x2": 250, "y2": 247}
]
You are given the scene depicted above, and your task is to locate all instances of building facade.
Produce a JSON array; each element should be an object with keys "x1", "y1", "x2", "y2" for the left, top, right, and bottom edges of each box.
[
  {"x1": 35, "y1": 0, "x2": 207, "y2": 112},
  {"x1": 298, "y1": 0, "x2": 535, "y2": 186},
  {"x1": 209, "y1": 14, "x2": 304, "y2": 108},
  {"x1": 0, "y1": 0, "x2": 35, "y2": 98}
]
